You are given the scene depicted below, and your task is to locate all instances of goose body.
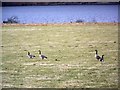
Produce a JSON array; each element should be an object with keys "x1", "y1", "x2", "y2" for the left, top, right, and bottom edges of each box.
[
  {"x1": 27, "y1": 52, "x2": 35, "y2": 59},
  {"x1": 95, "y1": 50, "x2": 101, "y2": 60},
  {"x1": 39, "y1": 50, "x2": 47, "y2": 59},
  {"x1": 100, "y1": 55, "x2": 104, "y2": 62}
]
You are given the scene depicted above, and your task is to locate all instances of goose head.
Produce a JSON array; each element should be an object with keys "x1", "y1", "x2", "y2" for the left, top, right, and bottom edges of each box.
[
  {"x1": 95, "y1": 50, "x2": 98, "y2": 54},
  {"x1": 39, "y1": 50, "x2": 41, "y2": 54},
  {"x1": 95, "y1": 50, "x2": 97, "y2": 52},
  {"x1": 28, "y1": 52, "x2": 30, "y2": 55},
  {"x1": 102, "y1": 55, "x2": 104, "y2": 57}
]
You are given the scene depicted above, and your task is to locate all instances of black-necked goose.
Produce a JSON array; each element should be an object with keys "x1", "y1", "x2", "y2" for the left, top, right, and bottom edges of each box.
[
  {"x1": 100, "y1": 55, "x2": 104, "y2": 62},
  {"x1": 95, "y1": 50, "x2": 101, "y2": 60},
  {"x1": 39, "y1": 50, "x2": 47, "y2": 59},
  {"x1": 27, "y1": 52, "x2": 35, "y2": 59},
  {"x1": 95, "y1": 50, "x2": 104, "y2": 62}
]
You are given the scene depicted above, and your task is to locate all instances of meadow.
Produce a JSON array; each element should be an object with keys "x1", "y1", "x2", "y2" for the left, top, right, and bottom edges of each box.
[{"x1": 1, "y1": 23, "x2": 118, "y2": 88}]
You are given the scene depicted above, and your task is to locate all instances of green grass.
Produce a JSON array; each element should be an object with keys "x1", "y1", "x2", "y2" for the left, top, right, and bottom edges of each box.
[{"x1": 2, "y1": 23, "x2": 118, "y2": 88}]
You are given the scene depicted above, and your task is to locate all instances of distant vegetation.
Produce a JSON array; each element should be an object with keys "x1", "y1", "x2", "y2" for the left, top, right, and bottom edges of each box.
[
  {"x1": 3, "y1": 16, "x2": 20, "y2": 24},
  {"x1": 75, "y1": 18, "x2": 97, "y2": 23},
  {"x1": 3, "y1": 16, "x2": 117, "y2": 24},
  {"x1": 75, "y1": 19, "x2": 85, "y2": 23},
  {"x1": 2, "y1": 2, "x2": 118, "y2": 6}
]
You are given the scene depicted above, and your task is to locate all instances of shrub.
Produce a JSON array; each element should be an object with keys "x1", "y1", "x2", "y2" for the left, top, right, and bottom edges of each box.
[
  {"x1": 75, "y1": 19, "x2": 84, "y2": 23},
  {"x1": 3, "y1": 16, "x2": 20, "y2": 23}
]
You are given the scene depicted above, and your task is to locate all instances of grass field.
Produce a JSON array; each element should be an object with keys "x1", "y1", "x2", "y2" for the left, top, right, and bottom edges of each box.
[{"x1": 2, "y1": 23, "x2": 118, "y2": 88}]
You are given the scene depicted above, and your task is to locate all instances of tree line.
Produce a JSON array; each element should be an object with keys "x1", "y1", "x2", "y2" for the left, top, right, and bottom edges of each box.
[{"x1": 2, "y1": 2, "x2": 118, "y2": 6}]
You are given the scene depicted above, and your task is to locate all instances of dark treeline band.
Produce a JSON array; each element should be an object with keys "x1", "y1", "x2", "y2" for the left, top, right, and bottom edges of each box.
[
  {"x1": 2, "y1": 2, "x2": 119, "y2": 6},
  {"x1": 1, "y1": 88, "x2": 119, "y2": 90}
]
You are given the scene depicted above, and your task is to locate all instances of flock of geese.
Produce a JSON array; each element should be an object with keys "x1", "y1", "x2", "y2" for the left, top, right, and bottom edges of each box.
[
  {"x1": 27, "y1": 49, "x2": 104, "y2": 62},
  {"x1": 27, "y1": 50, "x2": 47, "y2": 59},
  {"x1": 95, "y1": 50, "x2": 104, "y2": 62}
]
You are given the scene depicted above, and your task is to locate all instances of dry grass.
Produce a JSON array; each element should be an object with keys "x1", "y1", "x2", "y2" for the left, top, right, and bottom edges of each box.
[{"x1": 1, "y1": 23, "x2": 118, "y2": 88}]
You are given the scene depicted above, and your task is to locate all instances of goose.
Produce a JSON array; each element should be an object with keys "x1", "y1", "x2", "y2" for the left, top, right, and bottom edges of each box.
[
  {"x1": 27, "y1": 52, "x2": 35, "y2": 59},
  {"x1": 100, "y1": 55, "x2": 104, "y2": 62},
  {"x1": 39, "y1": 50, "x2": 47, "y2": 59},
  {"x1": 95, "y1": 50, "x2": 101, "y2": 60}
]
